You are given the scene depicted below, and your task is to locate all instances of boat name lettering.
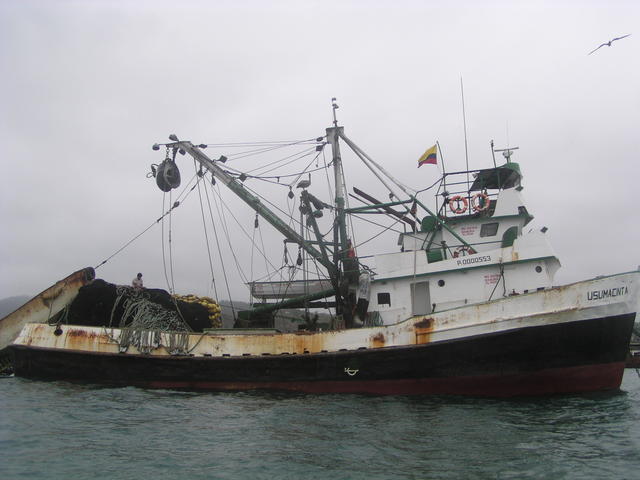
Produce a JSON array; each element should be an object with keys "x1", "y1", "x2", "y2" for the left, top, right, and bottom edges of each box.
[
  {"x1": 457, "y1": 255, "x2": 491, "y2": 266},
  {"x1": 587, "y1": 286, "x2": 629, "y2": 301}
]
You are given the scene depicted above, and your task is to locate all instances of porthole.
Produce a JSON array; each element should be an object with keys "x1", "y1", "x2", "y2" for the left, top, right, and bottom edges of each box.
[
  {"x1": 438, "y1": 279, "x2": 445, "y2": 287},
  {"x1": 535, "y1": 266, "x2": 542, "y2": 273}
]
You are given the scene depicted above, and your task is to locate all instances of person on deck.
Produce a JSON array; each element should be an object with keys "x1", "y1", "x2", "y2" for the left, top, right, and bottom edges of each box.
[{"x1": 132, "y1": 273, "x2": 144, "y2": 290}]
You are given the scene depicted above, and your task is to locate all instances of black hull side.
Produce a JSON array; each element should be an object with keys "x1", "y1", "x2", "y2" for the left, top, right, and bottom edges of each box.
[{"x1": 10, "y1": 313, "x2": 636, "y2": 396}]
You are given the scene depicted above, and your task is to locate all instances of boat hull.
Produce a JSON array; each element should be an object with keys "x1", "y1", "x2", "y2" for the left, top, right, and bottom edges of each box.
[
  {"x1": 10, "y1": 312, "x2": 634, "y2": 396},
  {"x1": 0, "y1": 267, "x2": 95, "y2": 353}
]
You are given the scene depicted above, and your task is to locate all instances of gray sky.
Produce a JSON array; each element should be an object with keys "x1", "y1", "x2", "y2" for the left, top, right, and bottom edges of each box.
[{"x1": 1, "y1": 0, "x2": 638, "y2": 302}]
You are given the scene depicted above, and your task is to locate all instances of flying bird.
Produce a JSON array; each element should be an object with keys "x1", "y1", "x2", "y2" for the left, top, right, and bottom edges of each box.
[{"x1": 588, "y1": 34, "x2": 631, "y2": 55}]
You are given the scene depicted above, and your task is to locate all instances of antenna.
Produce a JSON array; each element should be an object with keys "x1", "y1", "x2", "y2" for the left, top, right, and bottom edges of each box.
[
  {"x1": 331, "y1": 97, "x2": 339, "y2": 127},
  {"x1": 490, "y1": 140, "x2": 497, "y2": 168},
  {"x1": 493, "y1": 147, "x2": 519, "y2": 163},
  {"x1": 460, "y1": 78, "x2": 470, "y2": 192}
]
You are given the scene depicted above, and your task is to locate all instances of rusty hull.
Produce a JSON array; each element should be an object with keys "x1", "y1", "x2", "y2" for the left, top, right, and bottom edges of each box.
[
  {"x1": 11, "y1": 270, "x2": 640, "y2": 359},
  {"x1": 0, "y1": 267, "x2": 95, "y2": 352},
  {"x1": 7, "y1": 271, "x2": 639, "y2": 395}
]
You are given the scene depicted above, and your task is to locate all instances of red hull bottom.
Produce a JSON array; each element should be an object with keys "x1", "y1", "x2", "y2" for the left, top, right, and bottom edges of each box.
[{"x1": 144, "y1": 362, "x2": 626, "y2": 397}]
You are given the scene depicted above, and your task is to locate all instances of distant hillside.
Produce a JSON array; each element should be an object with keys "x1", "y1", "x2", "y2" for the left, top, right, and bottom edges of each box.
[
  {"x1": 0, "y1": 296, "x2": 31, "y2": 318},
  {"x1": 218, "y1": 300, "x2": 332, "y2": 331}
]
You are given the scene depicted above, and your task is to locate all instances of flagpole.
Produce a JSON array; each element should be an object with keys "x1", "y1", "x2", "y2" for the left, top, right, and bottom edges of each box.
[
  {"x1": 436, "y1": 140, "x2": 447, "y2": 216},
  {"x1": 436, "y1": 141, "x2": 446, "y2": 176}
]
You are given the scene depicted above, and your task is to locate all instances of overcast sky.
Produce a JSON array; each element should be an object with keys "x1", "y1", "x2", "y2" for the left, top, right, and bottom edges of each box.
[{"x1": 1, "y1": 0, "x2": 638, "y2": 302}]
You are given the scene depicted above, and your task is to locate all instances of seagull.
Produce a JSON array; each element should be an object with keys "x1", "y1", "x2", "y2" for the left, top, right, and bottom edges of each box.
[{"x1": 588, "y1": 34, "x2": 631, "y2": 55}]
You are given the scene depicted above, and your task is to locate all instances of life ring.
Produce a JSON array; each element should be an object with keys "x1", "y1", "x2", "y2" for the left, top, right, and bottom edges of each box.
[
  {"x1": 452, "y1": 246, "x2": 476, "y2": 258},
  {"x1": 448, "y1": 196, "x2": 468, "y2": 214},
  {"x1": 471, "y1": 192, "x2": 490, "y2": 212}
]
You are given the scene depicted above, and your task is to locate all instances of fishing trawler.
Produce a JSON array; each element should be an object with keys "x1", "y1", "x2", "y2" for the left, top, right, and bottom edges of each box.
[{"x1": 3, "y1": 102, "x2": 638, "y2": 396}]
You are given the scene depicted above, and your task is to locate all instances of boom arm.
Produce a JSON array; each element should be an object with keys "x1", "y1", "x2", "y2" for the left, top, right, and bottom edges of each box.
[{"x1": 168, "y1": 140, "x2": 338, "y2": 277}]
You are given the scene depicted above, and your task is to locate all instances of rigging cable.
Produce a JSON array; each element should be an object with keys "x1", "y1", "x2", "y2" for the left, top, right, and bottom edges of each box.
[
  {"x1": 245, "y1": 146, "x2": 318, "y2": 176},
  {"x1": 415, "y1": 175, "x2": 445, "y2": 194},
  {"x1": 488, "y1": 263, "x2": 506, "y2": 302},
  {"x1": 214, "y1": 142, "x2": 316, "y2": 166},
  {"x1": 349, "y1": 213, "x2": 404, "y2": 237},
  {"x1": 209, "y1": 183, "x2": 280, "y2": 278},
  {"x1": 93, "y1": 174, "x2": 199, "y2": 270},
  {"x1": 161, "y1": 170, "x2": 204, "y2": 293},
  {"x1": 166, "y1": 190, "x2": 177, "y2": 293},
  {"x1": 309, "y1": 255, "x2": 335, "y2": 323},
  {"x1": 349, "y1": 215, "x2": 402, "y2": 250},
  {"x1": 202, "y1": 138, "x2": 318, "y2": 147},
  {"x1": 321, "y1": 147, "x2": 335, "y2": 209},
  {"x1": 204, "y1": 138, "x2": 319, "y2": 163},
  {"x1": 202, "y1": 178, "x2": 237, "y2": 320},
  {"x1": 256, "y1": 217, "x2": 272, "y2": 289},
  {"x1": 288, "y1": 150, "x2": 323, "y2": 189},
  {"x1": 341, "y1": 158, "x2": 358, "y2": 257},
  {"x1": 250, "y1": 213, "x2": 258, "y2": 306},
  {"x1": 241, "y1": 184, "x2": 305, "y2": 234},
  {"x1": 232, "y1": 164, "x2": 331, "y2": 185},
  {"x1": 160, "y1": 193, "x2": 173, "y2": 292},
  {"x1": 194, "y1": 161, "x2": 219, "y2": 300},
  {"x1": 219, "y1": 147, "x2": 322, "y2": 191}
]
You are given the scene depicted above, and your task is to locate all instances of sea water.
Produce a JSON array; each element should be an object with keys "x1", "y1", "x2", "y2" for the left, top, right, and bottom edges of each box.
[{"x1": 1, "y1": 371, "x2": 640, "y2": 480}]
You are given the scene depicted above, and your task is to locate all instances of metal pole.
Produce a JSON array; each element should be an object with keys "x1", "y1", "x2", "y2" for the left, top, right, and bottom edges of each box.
[{"x1": 461, "y1": 77, "x2": 470, "y2": 194}]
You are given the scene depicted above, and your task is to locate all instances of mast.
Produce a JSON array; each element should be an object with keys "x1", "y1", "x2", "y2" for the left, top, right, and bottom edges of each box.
[
  {"x1": 326, "y1": 99, "x2": 358, "y2": 328},
  {"x1": 158, "y1": 102, "x2": 362, "y2": 328},
  {"x1": 327, "y1": 113, "x2": 348, "y2": 265}
]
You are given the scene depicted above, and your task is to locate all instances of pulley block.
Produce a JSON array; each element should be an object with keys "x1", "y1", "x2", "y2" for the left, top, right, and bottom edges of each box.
[{"x1": 155, "y1": 158, "x2": 181, "y2": 192}]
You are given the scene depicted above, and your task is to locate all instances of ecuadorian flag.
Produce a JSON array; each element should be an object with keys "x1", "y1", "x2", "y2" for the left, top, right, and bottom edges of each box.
[{"x1": 418, "y1": 144, "x2": 437, "y2": 167}]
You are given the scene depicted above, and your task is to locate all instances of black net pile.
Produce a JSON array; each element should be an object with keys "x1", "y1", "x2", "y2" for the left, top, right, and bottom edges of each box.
[{"x1": 61, "y1": 279, "x2": 213, "y2": 332}]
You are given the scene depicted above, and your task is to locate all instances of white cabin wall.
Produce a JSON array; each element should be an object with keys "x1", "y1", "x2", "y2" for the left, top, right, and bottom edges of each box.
[
  {"x1": 368, "y1": 279, "x2": 414, "y2": 324},
  {"x1": 440, "y1": 217, "x2": 523, "y2": 252},
  {"x1": 492, "y1": 188, "x2": 527, "y2": 217},
  {"x1": 370, "y1": 264, "x2": 504, "y2": 324},
  {"x1": 366, "y1": 187, "x2": 561, "y2": 325},
  {"x1": 369, "y1": 250, "x2": 560, "y2": 325}
]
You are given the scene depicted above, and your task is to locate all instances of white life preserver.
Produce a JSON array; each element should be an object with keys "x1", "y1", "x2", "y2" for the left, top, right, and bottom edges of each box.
[
  {"x1": 471, "y1": 192, "x2": 490, "y2": 212},
  {"x1": 448, "y1": 195, "x2": 468, "y2": 214}
]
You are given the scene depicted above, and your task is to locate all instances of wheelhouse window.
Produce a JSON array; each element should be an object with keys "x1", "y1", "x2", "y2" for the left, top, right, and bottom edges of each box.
[
  {"x1": 480, "y1": 222, "x2": 499, "y2": 237},
  {"x1": 377, "y1": 292, "x2": 391, "y2": 306}
]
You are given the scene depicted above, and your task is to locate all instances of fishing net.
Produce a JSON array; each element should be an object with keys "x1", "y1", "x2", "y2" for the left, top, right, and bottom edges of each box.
[{"x1": 60, "y1": 279, "x2": 216, "y2": 332}]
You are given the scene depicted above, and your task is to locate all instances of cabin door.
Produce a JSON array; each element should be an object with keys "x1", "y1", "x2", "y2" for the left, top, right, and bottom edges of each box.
[{"x1": 411, "y1": 281, "x2": 431, "y2": 316}]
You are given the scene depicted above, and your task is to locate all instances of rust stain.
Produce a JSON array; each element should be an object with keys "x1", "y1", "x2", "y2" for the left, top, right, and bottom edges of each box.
[
  {"x1": 41, "y1": 268, "x2": 93, "y2": 306},
  {"x1": 66, "y1": 329, "x2": 100, "y2": 339},
  {"x1": 414, "y1": 318, "x2": 434, "y2": 329},
  {"x1": 371, "y1": 332, "x2": 385, "y2": 348},
  {"x1": 64, "y1": 329, "x2": 103, "y2": 350},
  {"x1": 33, "y1": 324, "x2": 46, "y2": 333},
  {"x1": 292, "y1": 335, "x2": 311, "y2": 354},
  {"x1": 41, "y1": 285, "x2": 64, "y2": 307},
  {"x1": 414, "y1": 317, "x2": 435, "y2": 345}
]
